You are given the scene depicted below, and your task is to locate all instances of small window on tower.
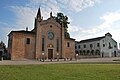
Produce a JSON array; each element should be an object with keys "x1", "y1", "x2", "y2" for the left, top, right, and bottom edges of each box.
[
  {"x1": 26, "y1": 38, "x2": 30, "y2": 44},
  {"x1": 50, "y1": 25, "x2": 52, "y2": 28},
  {"x1": 67, "y1": 42, "x2": 70, "y2": 47}
]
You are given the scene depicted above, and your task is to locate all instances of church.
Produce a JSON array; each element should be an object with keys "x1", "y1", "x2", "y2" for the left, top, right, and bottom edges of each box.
[{"x1": 8, "y1": 8, "x2": 75, "y2": 60}]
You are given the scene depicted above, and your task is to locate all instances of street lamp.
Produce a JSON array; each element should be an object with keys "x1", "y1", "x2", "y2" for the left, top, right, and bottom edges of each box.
[
  {"x1": 76, "y1": 54, "x2": 78, "y2": 60},
  {"x1": 42, "y1": 53, "x2": 45, "y2": 62},
  {"x1": 57, "y1": 53, "x2": 59, "y2": 61}
]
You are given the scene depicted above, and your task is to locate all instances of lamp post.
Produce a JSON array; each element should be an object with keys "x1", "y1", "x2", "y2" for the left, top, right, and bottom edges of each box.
[
  {"x1": 57, "y1": 53, "x2": 59, "y2": 61},
  {"x1": 76, "y1": 54, "x2": 78, "y2": 60},
  {"x1": 42, "y1": 53, "x2": 45, "y2": 62}
]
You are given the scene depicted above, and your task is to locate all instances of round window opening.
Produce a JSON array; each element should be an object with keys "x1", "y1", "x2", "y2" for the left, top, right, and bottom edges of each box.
[{"x1": 48, "y1": 32, "x2": 54, "y2": 40}]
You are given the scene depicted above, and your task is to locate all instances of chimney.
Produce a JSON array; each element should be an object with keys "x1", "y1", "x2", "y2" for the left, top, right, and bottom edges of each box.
[{"x1": 26, "y1": 27, "x2": 28, "y2": 31}]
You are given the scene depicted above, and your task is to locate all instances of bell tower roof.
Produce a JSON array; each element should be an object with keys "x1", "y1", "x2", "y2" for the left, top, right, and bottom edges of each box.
[
  {"x1": 36, "y1": 7, "x2": 41, "y2": 19},
  {"x1": 50, "y1": 11, "x2": 52, "y2": 18}
]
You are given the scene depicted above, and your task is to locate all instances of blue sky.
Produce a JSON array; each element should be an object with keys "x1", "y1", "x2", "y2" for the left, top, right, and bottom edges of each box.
[{"x1": 0, "y1": 0, "x2": 120, "y2": 48}]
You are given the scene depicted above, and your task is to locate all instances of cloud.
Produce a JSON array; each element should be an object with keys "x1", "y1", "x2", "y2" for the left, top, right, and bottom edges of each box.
[
  {"x1": 11, "y1": 6, "x2": 36, "y2": 30},
  {"x1": 27, "y1": 0, "x2": 100, "y2": 12},
  {"x1": 97, "y1": 11, "x2": 120, "y2": 30},
  {"x1": 0, "y1": 22, "x2": 14, "y2": 45},
  {"x1": 27, "y1": 0, "x2": 60, "y2": 14},
  {"x1": 100, "y1": 11, "x2": 120, "y2": 23},
  {"x1": 57, "y1": 0, "x2": 100, "y2": 12},
  {"x1": 68, "y1": 0, "x2": 100, "y2": 12}
]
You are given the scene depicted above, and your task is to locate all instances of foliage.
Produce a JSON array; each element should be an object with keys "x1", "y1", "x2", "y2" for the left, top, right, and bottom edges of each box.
[
  {"x1": 0, "y1": 41, "x2": 10, "y2": 60},
  {"x1": 54, "y1": 13, "x2": 70, "y2": 38},
  {"x1": 0, "y1": 41, "x2": 7, "y2": 53},
  {"x1": 0, "y1": 64, "x2": 120, "y2": 80}
]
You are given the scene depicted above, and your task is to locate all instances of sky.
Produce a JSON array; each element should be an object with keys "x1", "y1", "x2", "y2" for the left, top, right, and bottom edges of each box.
[{"x1": 0, "y1": 0, "x2": 120, "y2": 48}]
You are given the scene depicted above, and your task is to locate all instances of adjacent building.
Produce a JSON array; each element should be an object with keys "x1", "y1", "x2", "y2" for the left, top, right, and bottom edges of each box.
[
  {"x1": 75, "y1": 33, "x2": 118, "y2": 58},
  {"x1": 8, "y1": 8, "x2": 75, "y2": 60}
]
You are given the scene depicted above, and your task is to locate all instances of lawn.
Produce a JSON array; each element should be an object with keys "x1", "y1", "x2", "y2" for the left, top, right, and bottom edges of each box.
[{"x1": 0, "y1": 64, "x2": 120, "y2": 80}]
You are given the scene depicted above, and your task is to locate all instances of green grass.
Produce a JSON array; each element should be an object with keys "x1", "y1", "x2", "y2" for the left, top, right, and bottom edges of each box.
[{"x1": 0, "y1": 64, "x2": 120, "y2": 80}]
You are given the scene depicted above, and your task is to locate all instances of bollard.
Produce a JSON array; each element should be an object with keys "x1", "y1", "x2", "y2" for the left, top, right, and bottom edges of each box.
[
  {"x1": 64, "y1": 58, "x2": 66, "y2": 61},
  {"x1": 51, "y1": 58, "x2": 52, "y2": 62},
  {"x1": 1, "y1": 57, "x2": 3, "y2": 61}
]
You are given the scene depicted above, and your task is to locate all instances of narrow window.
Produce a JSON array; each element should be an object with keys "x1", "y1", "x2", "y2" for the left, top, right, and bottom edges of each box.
[
  {"x1": 90, "y1": 44, "x2": 93, "y2": 48},
  {"x1": 78, "y1": 45, "x2": 80, "y2": 49},
  {"x1": 50, "y1": 25, "x2": 52, "y2": 28},
  {"x1": 97, "y1": 43, "x2": 100, "y2": 47},
  {"x1": 56, "y1": 39, "x2": 59, "y2": 52},
  {"x1": 109, "y1": 42, "x2": 111, "y2": 47},
  {"x1": 42, "y1": 38, "x2": 44, "y2": 51},
  {"x1": 84, "y1": 44, "x2": 86, "y2": 48},
  {"x1": 109, "y1": 42, "x2": 112, "y2": 49},
  {"x1": 67, "y1": 42, "x2": 70, "y2": 47},
  {"x1": 75, "y1": 46, "x2": 77, "y2": 49},
  {"x1": 26, "y1": 38, "x2": 30, "y2": 44}
]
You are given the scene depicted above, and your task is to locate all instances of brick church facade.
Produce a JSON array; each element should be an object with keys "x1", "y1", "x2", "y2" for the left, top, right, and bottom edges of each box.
[{"x1": 8, "y1": 8, "x2": 75, "y2": 60}]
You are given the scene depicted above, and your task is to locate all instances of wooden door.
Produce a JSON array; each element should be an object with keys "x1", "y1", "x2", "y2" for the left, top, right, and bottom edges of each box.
[{"x1": 48, "y1": 49, "x2": 53, "y2": 59}]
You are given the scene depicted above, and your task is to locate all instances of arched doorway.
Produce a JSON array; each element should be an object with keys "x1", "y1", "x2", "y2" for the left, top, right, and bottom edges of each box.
[
  {"x1": 96, "y1": 50, "x2": 100, "y2": 55},
  {"x1": 114, "y1": 51, "x2": 117, "y2": 57},
  {"x1": 48, "y1": 49, "x2": 53, "y2": 59},
  {"x1": 91, "y1": 50, "x2": 94, "y2": 55},
  {"x1": 47, "y1": 44, "x2": 54, "y2": 59},
  {"x1": 102, "y1": 52, "x2": 104, "y2": 58}
]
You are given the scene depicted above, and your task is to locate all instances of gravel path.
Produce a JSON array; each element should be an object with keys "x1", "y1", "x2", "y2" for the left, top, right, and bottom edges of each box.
[{"x1": 0, "y1": 57, "x2": 120, "y2": 65}]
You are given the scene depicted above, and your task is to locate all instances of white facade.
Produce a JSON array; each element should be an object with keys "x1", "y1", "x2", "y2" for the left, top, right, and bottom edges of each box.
[{"x1": 75, "y1": 33, "x2": 118, "y2": 58}]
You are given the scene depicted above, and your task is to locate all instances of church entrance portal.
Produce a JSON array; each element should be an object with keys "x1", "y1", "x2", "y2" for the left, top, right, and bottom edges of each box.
[{"x1": 48, "y1": 49, "x2": 53, "y2": 59}]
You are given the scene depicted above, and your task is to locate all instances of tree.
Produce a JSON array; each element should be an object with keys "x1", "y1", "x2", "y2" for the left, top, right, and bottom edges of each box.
[
  {"x1": 0, "y1": 41, "x2": 7, "y2": 53},
  {"x1": 54, "y1": 13, "x2": 70, "y2": 38},
  {"x1": 0, "y1": 41, "x2": 10, "y2": 60}
]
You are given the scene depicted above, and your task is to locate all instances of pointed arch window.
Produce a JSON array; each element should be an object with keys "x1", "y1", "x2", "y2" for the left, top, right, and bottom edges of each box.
[
  {"x1": 42, "y1": 37, "x2": 45, "y2": 51},
  {"x1": 26, "y1": 38, "x2": 30, "y2": 44},
  {"x1": 56, "y1": 39, "x2": 59, "y2": 52}
]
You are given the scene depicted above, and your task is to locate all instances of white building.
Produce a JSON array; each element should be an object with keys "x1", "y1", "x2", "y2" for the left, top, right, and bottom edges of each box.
[{"x1": 75, "y1": 33, "x2": 118, "y2": 58}]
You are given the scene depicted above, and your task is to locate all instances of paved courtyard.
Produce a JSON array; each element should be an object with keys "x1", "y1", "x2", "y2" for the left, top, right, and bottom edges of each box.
[{"x1": 0, "y1": 57, "x2": 120, "y2": 65}]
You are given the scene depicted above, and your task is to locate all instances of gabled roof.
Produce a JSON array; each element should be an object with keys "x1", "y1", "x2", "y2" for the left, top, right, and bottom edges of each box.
[
  {"x1": 65, "y1": 37, "x2": 75, "y2": 40},
  {"x1": 78, "y1": 36, "x2": 105, "y2": 43},
  {"x1": 8, "y1": 30, "x2": 35, "y2": 36},
  {"x1": 36, "y1": 7, "x2": 41, "y2": 19}
]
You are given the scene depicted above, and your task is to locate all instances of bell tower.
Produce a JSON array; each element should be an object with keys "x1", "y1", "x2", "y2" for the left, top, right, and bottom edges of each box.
[
  {"x1": 36, "y1": 7, "x2": 42, "y2": 22},
  {"x1": 34, "y1": 7, "x2": 43, "y2": 31}
]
